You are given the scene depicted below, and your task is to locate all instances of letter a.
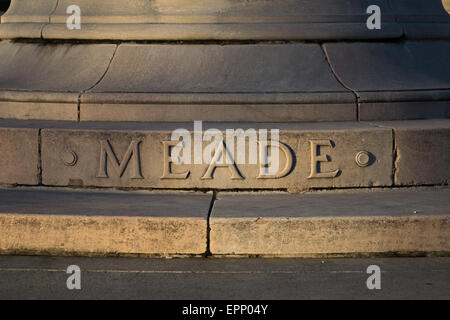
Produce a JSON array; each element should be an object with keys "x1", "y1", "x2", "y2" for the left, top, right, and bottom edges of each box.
[
  {"x1": 366, "y1": 5, "x2": 381, "y2": 30},
  {"x1": 66, "y1": 5, "x2": 81, "y2": 30},
  {"x1": 66, "y1": 265, "x2": 81, "y2": 290},
  {"x1": 366, "y1": 265, "x2": 381, "y2": 290}
]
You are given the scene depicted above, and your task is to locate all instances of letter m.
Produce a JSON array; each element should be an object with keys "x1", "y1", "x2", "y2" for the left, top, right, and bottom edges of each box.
[{"x1": 97, "y1": 139, "x2": 144, "y2": 179}]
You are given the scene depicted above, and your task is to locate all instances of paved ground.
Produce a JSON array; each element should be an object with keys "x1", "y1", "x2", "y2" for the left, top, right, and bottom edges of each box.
[{"x1": 0, "y1": 255, "x2": 448, "y2": 300}]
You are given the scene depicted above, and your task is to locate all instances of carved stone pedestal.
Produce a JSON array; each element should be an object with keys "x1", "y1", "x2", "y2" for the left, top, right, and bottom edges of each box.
[{"x1": 0, "y1": 0, "x2": 449, "y2": 257}]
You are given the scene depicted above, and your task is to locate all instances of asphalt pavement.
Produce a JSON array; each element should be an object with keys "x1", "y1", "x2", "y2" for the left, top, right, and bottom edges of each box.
[{"x1": 0, "y1": 255, "x2": 448, "y2": 300}]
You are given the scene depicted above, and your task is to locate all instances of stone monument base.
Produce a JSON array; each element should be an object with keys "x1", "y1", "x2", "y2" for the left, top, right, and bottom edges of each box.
[{"x1": 0, "y1": 0, "x2": 449, "y2": 257}]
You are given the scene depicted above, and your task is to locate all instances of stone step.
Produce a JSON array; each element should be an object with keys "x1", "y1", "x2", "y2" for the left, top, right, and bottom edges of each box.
[
  {"x1": 1, "y1": 0, "x2": 449, "y2": 40},
  {"x1": 0, "y1": 41, "x2": 449, "y2": 122},
  {"x1": 0, "y1": 187, "x2": 448, "y2": 257},
  {"x1": 210, "y1": 187, "x2": 450, "y2": 256},
  {"x1": 0, "y1": 119, "x2": 448, "y2": 191},
  {"x1": 0, "y1": 188, "x2": 211, "y2": 256}
]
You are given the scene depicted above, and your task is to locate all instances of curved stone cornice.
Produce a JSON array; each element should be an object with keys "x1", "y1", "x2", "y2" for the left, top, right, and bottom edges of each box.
[{"x1": 0, "y1": 0, "x2": 449, "y2": 40}]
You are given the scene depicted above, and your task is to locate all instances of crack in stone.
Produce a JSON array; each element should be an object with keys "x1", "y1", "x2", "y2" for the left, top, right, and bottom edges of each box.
[
  {"x1": 205, "y1": 191, "x2": 217, "y2": 257},
  {"x1": 320, "y1": 44, "x2": 361, "y2": 121}
]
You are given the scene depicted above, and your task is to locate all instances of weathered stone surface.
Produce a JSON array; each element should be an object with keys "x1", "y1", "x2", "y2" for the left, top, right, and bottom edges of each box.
[
  {"x1": 2, "y1": 0, "x2": 448, "y2": 40},
  {"x1": 324, "y1": 42, "x2": 450, "y2": 120},
  {"x1": 210, "y1": 188, "x2": 450, "y2": 255},
  {"x1": 0, "y1": 42, "x2": 116, "y2": 91},
  {"x1": 2, "y1": 0, "x2": 446, "y2": 40},
  {"x1": 390, "y1": 0, "x2": 450, "y2": 39},
  {"x1": 39, "y1": 121, "x2": 392, "y2": 190},
  {"x1": 0, "y1": 188, "x2": 210, "y2": 255},
  {"x1": 325, "y1": 42, "x2": 450, "y2": 92},
  {"x1": 91, "y1": 44, "x2": 350, "y2": 94},
  {"x1": 373, "y1": 119, "x2": 450, "y2": 186},
  {"x1": 0, "y1": 42, "x2": 116, "y2": 120},
  {"x1": 0, "y1": 128, "x2": 39, "y2": 185},
  {"x1": 40, "y1": 0, "x2": 401, "y2": 41},
  {"x1": 82, "y1": 43, "x2": 355, "y2": 122},
  {"x1": 80, "y1": 102, "x2": 356, "y2": 123},
  {"x1": 0, "y1": 0, "x2": 57, "y2": 38},
  {"x1": 1, "y1": 0, "x2": 56, "y2": 23},
  {"x1": 359, "y1": 100, "x2": 450, "y2": 121},
  {"x1": 2, "y1": 119, "x2": 448, "y2": 190},
  {"x1": 0, "y1": 101, "x2": 77, "y2": 121},
  {"x1": 0, "y1": 91, "x2": 78, "y2": 121},
  {"x1": 1, "y1": 24, "x2": 447, "y2": 123}
]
